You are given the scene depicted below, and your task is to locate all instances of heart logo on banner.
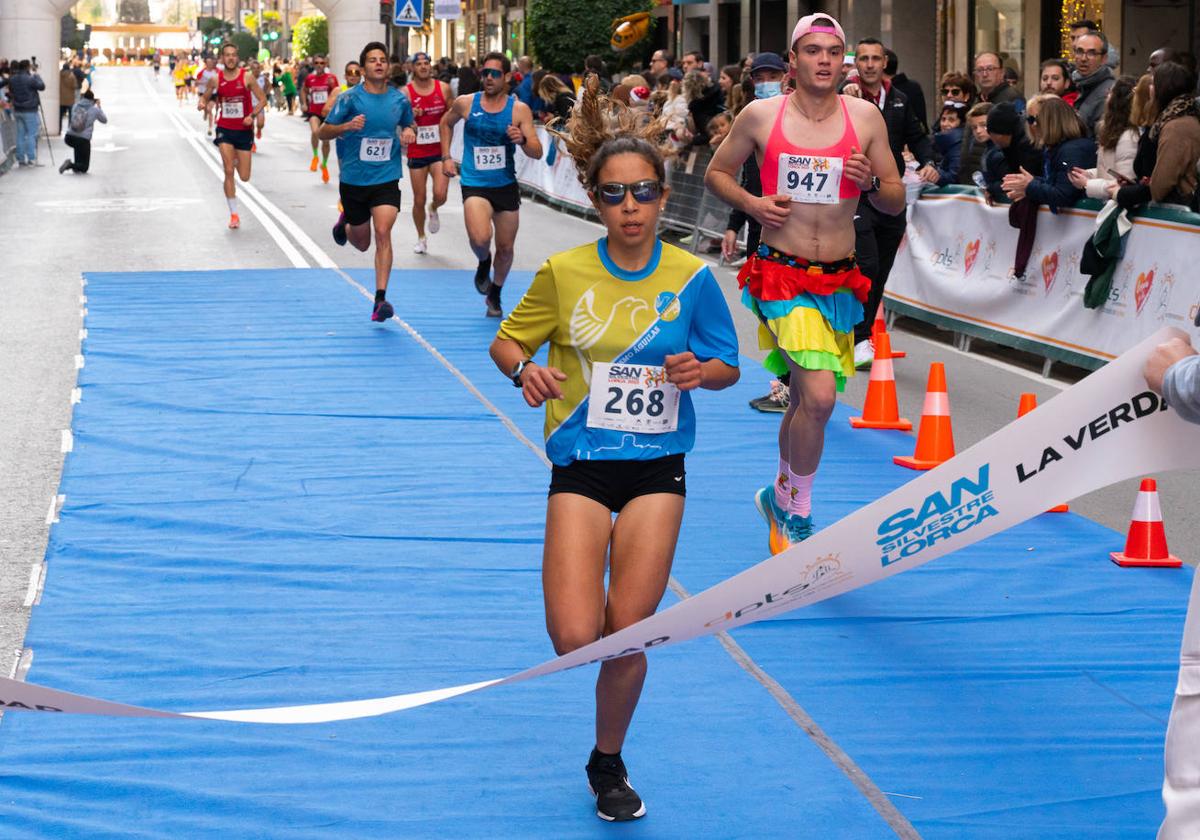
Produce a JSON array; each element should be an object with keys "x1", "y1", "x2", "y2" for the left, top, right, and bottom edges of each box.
[
  {"x1": 1135, "y1": 270, "x2": 1155, "y2": 314},
  {"x1": 1041, "y1": 252, "x2": 1059, "y2": 293},
  {"x1": 964, "y1": 239, "x2": 981, "y2": 275}
]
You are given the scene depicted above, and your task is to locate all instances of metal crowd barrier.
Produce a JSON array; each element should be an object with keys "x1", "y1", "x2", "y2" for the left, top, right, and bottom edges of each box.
[{"x1": 0, "y1": 109, "x2": 16, "y2": 175}]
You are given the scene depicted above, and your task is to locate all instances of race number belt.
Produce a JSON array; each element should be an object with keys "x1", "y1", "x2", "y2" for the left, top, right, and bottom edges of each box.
[
  {"x1": 778, "y1": 154, "x2": 843, "y2": 204},
  {"x1": 473, "y1": 145, "x2": 505, "y2": 171},
  {"x1": 586, "y1": 363, "x2": 680, "y2": 434}
]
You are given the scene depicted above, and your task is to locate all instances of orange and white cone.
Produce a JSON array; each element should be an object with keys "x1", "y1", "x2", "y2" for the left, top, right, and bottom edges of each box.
[
  {"x1": 850, "y1": 331, "x2": 912, "y2": 430},
  {"x1": 1111, "y1": 479, "x2": 1182, "y2": 568},
  {"x1": 1017, "y1": 393, "x2": 1068, "y2": 512},
  {"x1": 894, "y1": 362, "x2": 955, "y2": 470},
  {"x1": 873, "y1": 318, "x2": 905, "y2": 359}
]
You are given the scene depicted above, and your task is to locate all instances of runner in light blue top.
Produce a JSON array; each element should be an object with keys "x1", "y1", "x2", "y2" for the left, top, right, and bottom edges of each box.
[
  {"x1": 319, "y1": 41, "x2": 417, "y2": 323},
  {"x1": 325, "y1": 71, "x2": 415, "y2": 187}
]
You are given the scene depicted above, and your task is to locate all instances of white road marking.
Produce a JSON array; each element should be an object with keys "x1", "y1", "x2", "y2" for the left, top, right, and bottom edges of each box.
[
  {"x1": 61, "y1": 430, "x2": 73, "y2": 453},
  {"x1": 71, "y1": 388, "x2": 82, "y2": 404},
  {"x1": 74, "y1": 355, "x2": 84, "y2": 369},
  {"x1": 142, "y1": 75, "x2": 309, "y2": 269},
  {"x1": 45, "y1": 495, "x2": 64, "y2": 525},
  {"x1": 23, "y1": 564, "x2": 47, "y2": 608}
]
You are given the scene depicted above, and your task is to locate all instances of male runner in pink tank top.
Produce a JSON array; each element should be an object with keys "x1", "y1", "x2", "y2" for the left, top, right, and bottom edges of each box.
[{"x1": 706, "y1": 13, "x2": 904, "y2": 553}]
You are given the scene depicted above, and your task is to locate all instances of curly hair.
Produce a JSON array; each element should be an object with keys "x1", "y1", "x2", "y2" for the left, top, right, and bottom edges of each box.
[{"x1": 552, "y1": 75, "x2": 676, "y2": 189}]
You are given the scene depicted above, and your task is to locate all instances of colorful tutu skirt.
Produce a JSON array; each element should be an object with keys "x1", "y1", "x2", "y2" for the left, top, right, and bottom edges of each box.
[{"x1": 737, "y1": 245, "x2": 870, "y2": 391}]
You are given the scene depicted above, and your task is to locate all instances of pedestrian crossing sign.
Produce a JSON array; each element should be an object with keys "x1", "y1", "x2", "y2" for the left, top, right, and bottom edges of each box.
[{"x1": 394, "y1": 0, "x2": 423, "y2": 26}]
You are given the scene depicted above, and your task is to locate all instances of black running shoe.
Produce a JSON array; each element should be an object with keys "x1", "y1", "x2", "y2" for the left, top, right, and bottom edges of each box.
[
  {"x1": 474, "y1": 255, "x2": 493, "y2": 295},
  {"x1": 586, "y1": 748, "x2": 646, "y2": 822},
  {"x1": 332, "y1": 212, "x2": 348, "y2": 247},
  {"x1": 371, "y1": 299, "x2": 394, "y2": 322},
  {"x1": 485, "y1": 284, "x2": 502, "y2": 318}
]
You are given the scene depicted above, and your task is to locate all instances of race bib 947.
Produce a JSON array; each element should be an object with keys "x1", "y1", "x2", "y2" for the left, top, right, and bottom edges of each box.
[
  {"x1": 778, "y1": 154, "x2": 843, "y2": 204},
  {"x1": 586, "y1": 363, "x2": 680, "y2": 434}
]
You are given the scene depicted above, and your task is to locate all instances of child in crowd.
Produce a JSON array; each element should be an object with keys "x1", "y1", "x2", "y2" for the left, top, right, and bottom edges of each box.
[{"x1": 933, "y1": 101, "x2": 966, "y2": 184}]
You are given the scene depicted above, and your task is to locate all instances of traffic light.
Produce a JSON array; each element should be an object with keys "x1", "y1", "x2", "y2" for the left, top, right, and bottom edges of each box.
[{"x1": 379, "y1": 1, "x2": 393, "y2": 24}]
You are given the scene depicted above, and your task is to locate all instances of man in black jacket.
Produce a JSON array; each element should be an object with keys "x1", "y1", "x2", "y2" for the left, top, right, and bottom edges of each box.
[
  {"x1": 885, "y1": 49, "x2": 928, "y2": 133},
  {"x1": 849, "y1": 39, "x2": 935, "y2": 366}
]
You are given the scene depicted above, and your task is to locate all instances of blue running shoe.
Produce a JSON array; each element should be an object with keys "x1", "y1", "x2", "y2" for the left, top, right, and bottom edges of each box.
[
  {"x1": 754, "y1": 486, "x2": 791, "y2": 555},
  {"x1": 785, "y1": 513, "x2": 814, "y2": 544}
]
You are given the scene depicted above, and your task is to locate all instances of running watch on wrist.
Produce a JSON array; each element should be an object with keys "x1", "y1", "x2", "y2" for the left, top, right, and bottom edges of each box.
[
  {"x1": 510, "y1": 360, "x2": 530, "y2": 388},
  {"x1": 865, "y1": 176, "x2": 881, "y2": 194}
]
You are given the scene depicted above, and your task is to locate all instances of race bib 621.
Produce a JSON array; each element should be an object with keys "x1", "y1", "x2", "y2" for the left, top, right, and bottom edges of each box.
[{"x1": 360, "y1": 137, "x2": 394, "y2": 162}]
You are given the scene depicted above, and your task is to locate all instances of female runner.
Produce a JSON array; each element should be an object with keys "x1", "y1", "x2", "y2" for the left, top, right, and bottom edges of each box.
[{"x1": 489, "y1": 83, "x2": 740, "y2": 822}]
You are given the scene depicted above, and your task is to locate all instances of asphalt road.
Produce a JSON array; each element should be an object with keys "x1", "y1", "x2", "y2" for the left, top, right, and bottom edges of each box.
[{"x1": 1, "y1": 66, "x2": 1195, "y2": 694}]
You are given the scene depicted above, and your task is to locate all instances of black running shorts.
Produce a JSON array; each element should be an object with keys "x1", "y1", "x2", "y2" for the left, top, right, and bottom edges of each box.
[
  {"x1": 461, "y1": 182, "x2": 521, "y2": 213},
  {"x1": 339, "y1": 180, "x2": 402, "y2": 226},
  {"x1": 213, "y1": 127, "x2": 254, "y2": 151},
  {"x1": 407, "y1": 154, "x2": 443, "y2": 169},
  {"x1": 548, "y1": 454, "x2": 686, "y2": 512}
]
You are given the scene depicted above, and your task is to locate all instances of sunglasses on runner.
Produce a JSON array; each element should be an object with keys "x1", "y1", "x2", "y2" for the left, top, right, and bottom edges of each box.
[
  {"x1": 596, "y1": 180, "x2": 663, "y2": 205},
  {"x1": 941, "y1": 86, "x2": 963, "y2": 96},
  {"x1": 480, "y1": 68, "x2": 504, "y2": 79}
]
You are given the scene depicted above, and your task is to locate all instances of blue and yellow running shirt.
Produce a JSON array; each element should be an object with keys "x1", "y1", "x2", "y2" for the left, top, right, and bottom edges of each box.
[
  {"x1": 497, "y1": 238, "x2": 740, "y2": 466},
  {"x1": 326, "y1": 84, "x2": 415, "y2": 186}
]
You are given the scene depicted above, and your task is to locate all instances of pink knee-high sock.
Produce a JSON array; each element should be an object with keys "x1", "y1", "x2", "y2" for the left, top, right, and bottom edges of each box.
[
  {"x1": 786, "y1": 467, "x2": 815, "y2": 517},
  {"x1": 774, "y1": 458, "x2": 791, "y2": 511}
]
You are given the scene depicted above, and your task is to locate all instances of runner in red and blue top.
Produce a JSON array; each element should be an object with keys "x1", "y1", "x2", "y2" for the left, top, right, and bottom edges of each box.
[
  {"x1": 301, "y1": 55, "x2": 338, "y2": 183},
  {"x1": 198, "y1": 42, "x2": 267, "y2": 230},
  {"x1": 405, "y1": 52, "x2": 453, "y2": 255}
]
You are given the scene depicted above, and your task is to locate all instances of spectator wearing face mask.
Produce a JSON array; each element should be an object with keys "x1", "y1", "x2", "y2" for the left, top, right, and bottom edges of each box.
[{"x1": 723, "y1": 51, "x2": 787, "y2": 413}]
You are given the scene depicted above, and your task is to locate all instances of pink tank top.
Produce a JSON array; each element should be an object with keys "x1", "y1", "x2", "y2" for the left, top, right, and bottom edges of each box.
[{"x1": 760, "y1": 95, "x2": 862, "y2": 203}]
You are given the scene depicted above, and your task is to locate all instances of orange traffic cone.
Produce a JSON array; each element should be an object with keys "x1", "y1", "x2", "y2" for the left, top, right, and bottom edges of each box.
[
  {"x1": 873, "y1": 318, "x2": 905, "y2": 359},
  {"x1": 1111, "y1": 479, "x2": 1181, "y2": 568},
  {"x1": 850, "y1": 332, "x2": 912, "y2": 430},
  {"x1": 1017, "y1": 393, "x2": 1068, "y2": 512},
  {"x1": 894, "y1": 362, "x2": 955, "y2": 469}
]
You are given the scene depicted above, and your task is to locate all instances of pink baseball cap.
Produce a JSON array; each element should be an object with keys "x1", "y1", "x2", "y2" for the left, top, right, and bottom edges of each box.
[{"x1": 790, "y1": 13, "x2": 846, "y2": 48}]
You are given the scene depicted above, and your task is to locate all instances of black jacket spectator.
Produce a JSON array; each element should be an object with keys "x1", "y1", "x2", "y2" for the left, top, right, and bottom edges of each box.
[
  {"x1": 1074, "y1": 65, "x2": 1115, "y2": 135},
  {"x1": 874, "y1": 84, "x2": 934, "y2": 178},
  {"x1": 981, "y1": 81, "x2": 1022, "y2": 109},
  {"x1": 687, "y1": 81, "x2": 724, "y2": 147},
  {"x1": 981, "y1": 104, "x2": 1042, "y2": 200},
  {"x1": 1025, "y1": 136, "x2": 1096, "y2": 209},
  {"x1": 890, "y1": 72, "x2": 929, "y2": 133}
]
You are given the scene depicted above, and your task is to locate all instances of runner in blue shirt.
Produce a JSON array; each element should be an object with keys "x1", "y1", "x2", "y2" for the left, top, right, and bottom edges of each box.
[
  {"x1": 320, "y1": 41, "x2": 417, "y2": 322},
  {"x1": 439, "y1": 52, "x2": 542, "y2": 318}
]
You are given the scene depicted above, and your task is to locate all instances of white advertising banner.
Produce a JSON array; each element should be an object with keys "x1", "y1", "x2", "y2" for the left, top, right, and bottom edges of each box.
[
  {"x1": 887, "y1": 190, "x2": 1200, "y2": 365},
  {"x1": 2, "y1": 329, "x2": 1198, "y2": 724},
  {"x1": 514, "y1": 127, "x2": 593, "y2": 213}
]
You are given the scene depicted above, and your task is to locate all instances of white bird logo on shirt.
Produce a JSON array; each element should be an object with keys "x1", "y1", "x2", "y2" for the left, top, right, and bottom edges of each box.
[{"x1": 569, "y1": 287, "x2": 651, "y2": 352}]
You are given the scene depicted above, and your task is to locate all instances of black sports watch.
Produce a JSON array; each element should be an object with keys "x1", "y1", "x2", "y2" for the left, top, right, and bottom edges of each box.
[
  {"x1": 865, "y1": 175, "x2": 881, "y2": 194},
  {"x1": 510, "y1": 359, "x2": 530, "y2": 388}
]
